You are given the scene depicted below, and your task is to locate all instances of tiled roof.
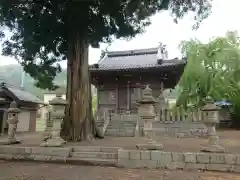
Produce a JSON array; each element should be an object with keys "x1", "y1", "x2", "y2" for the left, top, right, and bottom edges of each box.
[
  {"x1": 90, "y1": 47, "x2": 186, "y2": 71},
  {"x1": 7, "y1": 86, "x2": 44, "y2": 104},
  {"x1": 0, "y1": 83, "x2": 44, "y2": 104}
]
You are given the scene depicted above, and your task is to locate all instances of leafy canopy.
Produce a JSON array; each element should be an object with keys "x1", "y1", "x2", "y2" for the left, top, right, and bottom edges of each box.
[
  {"x1": 177, "y1": 31, "x2": 240, "y2": 110},
  {"x1": 0, "y1": 0, "x2": 212, "y2": 90}
]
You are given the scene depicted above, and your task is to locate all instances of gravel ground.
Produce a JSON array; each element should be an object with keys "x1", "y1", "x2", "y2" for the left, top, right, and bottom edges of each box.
[{"x1": 0, "y1": 161, "x2": 239, "y2": 180}]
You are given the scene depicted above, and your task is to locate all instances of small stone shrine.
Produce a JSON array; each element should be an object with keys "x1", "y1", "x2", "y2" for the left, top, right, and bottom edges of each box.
[
  {"x1": 201, "y1": 96, "x2": 225, "y2": 153},
  {"x1": 136, "y1": 85, "x2": 163, "y2": 150},
  {"x1": 6, "y1": 101, "x2": 21, "y2": 144},
  {"x1": 41, "y1": 94, "x2": 67, "y2": 147}
]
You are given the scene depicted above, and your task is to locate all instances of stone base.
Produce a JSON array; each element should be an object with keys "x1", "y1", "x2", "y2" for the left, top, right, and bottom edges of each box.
[
  {"x1": 40, "y1": 137, "x2": 66, "y2": 147},
  {"x1": 0, "y1": 139, "x2": 21, "y2": 145},
  {"x1": 136, "y1": 142, "x2": 163, "y2": 150},
  {"x1": 201, "y1": 144, "x2": 225, "y2": 153}
]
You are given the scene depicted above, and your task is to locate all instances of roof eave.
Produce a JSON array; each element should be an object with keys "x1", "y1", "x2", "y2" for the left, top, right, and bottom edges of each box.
[{"x1": 89, "y1": 61, "x2": 187, "y2": 73}]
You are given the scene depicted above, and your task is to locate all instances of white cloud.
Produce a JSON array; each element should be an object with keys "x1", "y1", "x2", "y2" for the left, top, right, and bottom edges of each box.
[{"x1": 0, "y1": 0, "x2": 239, "y2": 68}]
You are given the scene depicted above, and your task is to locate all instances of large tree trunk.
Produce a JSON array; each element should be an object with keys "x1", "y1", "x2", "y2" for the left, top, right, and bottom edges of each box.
[{"x1": 61, "y1": 34, "x2": 94, "y2": 141}]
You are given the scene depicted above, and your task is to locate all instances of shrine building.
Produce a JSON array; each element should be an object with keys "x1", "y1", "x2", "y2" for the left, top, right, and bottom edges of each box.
[{"x1": 90, "y1": 47, "x2": 186, "y2": 113}]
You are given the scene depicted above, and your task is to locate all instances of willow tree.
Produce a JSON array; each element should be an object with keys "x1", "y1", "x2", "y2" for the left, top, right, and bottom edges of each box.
[
  {"x1": 0, "y1": 0, "x2": 212, "y2": 141},
  {"x1": 177, "y1": 31, "x2": 240, "y2": 110}
]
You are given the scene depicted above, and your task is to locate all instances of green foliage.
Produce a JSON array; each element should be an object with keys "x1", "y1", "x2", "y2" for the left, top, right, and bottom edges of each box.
[
  {"x1": 177, "y1": 31, "x2": 240, "y2": 113},
  {"x1": 0, "y1": 64, "x2": 67, "y2": 99},
  {"x1": 0, "y1": 0, "x2": 212, "y2": 90}
]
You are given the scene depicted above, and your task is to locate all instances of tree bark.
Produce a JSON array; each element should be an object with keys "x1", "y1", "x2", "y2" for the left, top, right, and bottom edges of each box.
[{"x1": 61, "y1": 33, "x2": 93, "y2": 141}]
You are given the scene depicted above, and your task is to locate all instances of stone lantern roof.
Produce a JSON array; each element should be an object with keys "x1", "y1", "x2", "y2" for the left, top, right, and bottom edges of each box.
[
  {"x1": 50, "y1": 94, "x2": 67, "y2": 106},
  {"x1": 138, "y1": 85, "x2": 158, "y2": 104},
  {"x1": 7, "y1": 101, "x2": 20, "y2": 113},
  {"x1": 202, "y1": 96, "x2": 220, "y2": 111}
]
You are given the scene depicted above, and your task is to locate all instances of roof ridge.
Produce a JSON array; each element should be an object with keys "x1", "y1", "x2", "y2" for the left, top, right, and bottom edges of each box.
[{"x1": 107, "y1": 47, "x2": 158, "y2": 57}]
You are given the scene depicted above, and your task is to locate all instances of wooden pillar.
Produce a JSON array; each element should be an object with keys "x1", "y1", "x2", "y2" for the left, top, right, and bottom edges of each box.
[
  {"x1": 136, "y1": 83, "x2": 141, "y2": 100},
  {"x1": 1, "y1": 110, "x2": 7, "y2": 136},
  {"x1": 127, "y1": 81, "x2": 130, "y2": 111},
  {"x1": 116, "y1": 77, "x2": 119, "y2": 111}
]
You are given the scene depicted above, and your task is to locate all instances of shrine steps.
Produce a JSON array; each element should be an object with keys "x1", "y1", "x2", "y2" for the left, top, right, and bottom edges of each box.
[
  {"x1": 105, "y1": 120, "x2": 137, "y2": 137},
  {"x1": 69, "y1": 146, "x2": 120, "y2": 166}
]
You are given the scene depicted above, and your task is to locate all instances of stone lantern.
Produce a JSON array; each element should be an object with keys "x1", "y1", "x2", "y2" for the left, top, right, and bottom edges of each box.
[
  {"x1": 201, "y1": 96, "x2": 225, "y2": 153},
  {"x1": 136, "y1": 85, "x2": 163, "y2": 150},
  {"x1": 6, "y1": 101, "x2": 21, "y2": 144},
  {"x1": 41, "y1": 94, "x2": 67, "y2": 147}
]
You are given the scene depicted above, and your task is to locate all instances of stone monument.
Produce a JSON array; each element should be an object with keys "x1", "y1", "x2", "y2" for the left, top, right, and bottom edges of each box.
[
  {"x1": 201, "y1": 96, "x2": 225, "y2": 153},
  {"x1": 136, "y1": 85, "x2": 163, "y2": 150},
  {"x1": 6, "y1": 101, "x2": 21, "y2": 144},
  {"x1": 41, "y1": 94, "x2": 67, "y2": 147}
]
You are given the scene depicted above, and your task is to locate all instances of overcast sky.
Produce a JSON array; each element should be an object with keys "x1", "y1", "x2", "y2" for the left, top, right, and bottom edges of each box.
[{"x1": 0, "y1": 0, "x2": 239, "y2": 68}]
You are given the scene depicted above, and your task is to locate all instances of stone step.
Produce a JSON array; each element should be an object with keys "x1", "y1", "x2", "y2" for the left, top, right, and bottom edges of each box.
[
  {"x1": 72, "y1": 152, "x2": 117, "y2": 159},
  {"x1": 107, "y1": 125, "x2": 136, "y2": 128},
  {"x1": 72, "y1": 146, "x2": 121, "y2": 153},
  {"x1": 105, "y1": 131, "x2": 134, "y2": 137},
  {"x1": 106, "y1": 127, "x2": 135, "y2": 131}
]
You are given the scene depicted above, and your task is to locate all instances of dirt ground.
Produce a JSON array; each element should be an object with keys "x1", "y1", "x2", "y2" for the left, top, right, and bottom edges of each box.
[
  {"x1": 0, "y1": 161, "x2": 240, "y2": 180},
  {"x1": 2, "y1": 130, "x2": 240, "y2": 153}
]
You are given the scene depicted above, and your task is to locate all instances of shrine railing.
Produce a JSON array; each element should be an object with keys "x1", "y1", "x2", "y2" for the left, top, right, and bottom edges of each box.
[{"x1": 157, "y1": 107, "x2": 205, "y2": 122}]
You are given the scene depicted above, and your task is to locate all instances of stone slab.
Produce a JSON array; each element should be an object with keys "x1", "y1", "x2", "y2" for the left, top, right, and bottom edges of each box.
[
  {"x1": 136, "y1": 143, "x2": 163, "y2": 150},
  {"x1": 31, "y1": 147, "x2": 72, "y2": 157},
  {"x1": 201, "y1": 144, "x2": 225, "y2": 153},
  {"x1": 40, "y1": 137, "x2": 66, "y2": 147}
]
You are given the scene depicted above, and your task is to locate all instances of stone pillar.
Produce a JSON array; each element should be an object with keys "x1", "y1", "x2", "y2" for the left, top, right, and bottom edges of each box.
[
  {"x1": 201, "y1": 97, "x2": 225, "y2": 153},
  {"x1": 6, "y1": 101, "x2": 21, "y2": 144},
  {"x1": 41, "y1": 94, "x2": 67, "y2": 147},
  {"x1": 42, "y1": 105, "x2": 53, "y2": 140},
  {"x1": 1, "y1": 110, "x2": 7, "y2": 136},
  {"x1": 127, "y1": 81, "x2": 130, "y2": 111},
  {"x1": 136, "y1": 85, "x2": 163, "y2": 150}
]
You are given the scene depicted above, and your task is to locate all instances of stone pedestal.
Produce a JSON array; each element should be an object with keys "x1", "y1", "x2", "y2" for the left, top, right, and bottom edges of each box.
[
  {"x1": 201, "y1": 97, "x2": 225, "y2": 153},
  {"x1": 41, "y1": 94, "x2": 67, "y2": 147},
  {"x1": 5, "y1": 101, "x2": 21, "y2": 145},
  {"x1": 136, "y1": 85, "x2": 163, "y2": 150}
]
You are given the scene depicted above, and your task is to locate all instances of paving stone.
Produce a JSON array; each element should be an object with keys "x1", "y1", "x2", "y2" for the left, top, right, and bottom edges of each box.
[
  {"x1": 183, "y1": 152, "x2": 196, "y2": 163},
  {"x1": 117, "y1": 149, "x2": 129, "y2": 159},
  {"x1": 156, "y1": 152, "x2": 172, "y2": 168},
  {"x1": 150, "y1": 151, "x2": 161, "y2": 160},
  {"x1": 129, "y1": 150, "x2": 140, "y2": 160},
  {"x1": 207, "y1": 164, "x2": 232, "y2": 172},
  {"x1": 196, "y1": 153, "x2": 211, "y2": 163},
  {"x1": 140, "y1": 151, "x2": 150, "y2": 160},
  {"x1": 210, "y1": 153, "x2": 225, "y2": 164},
  {"x1": 171, "y1": 152, "x2": 184, "y2": 162}
]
